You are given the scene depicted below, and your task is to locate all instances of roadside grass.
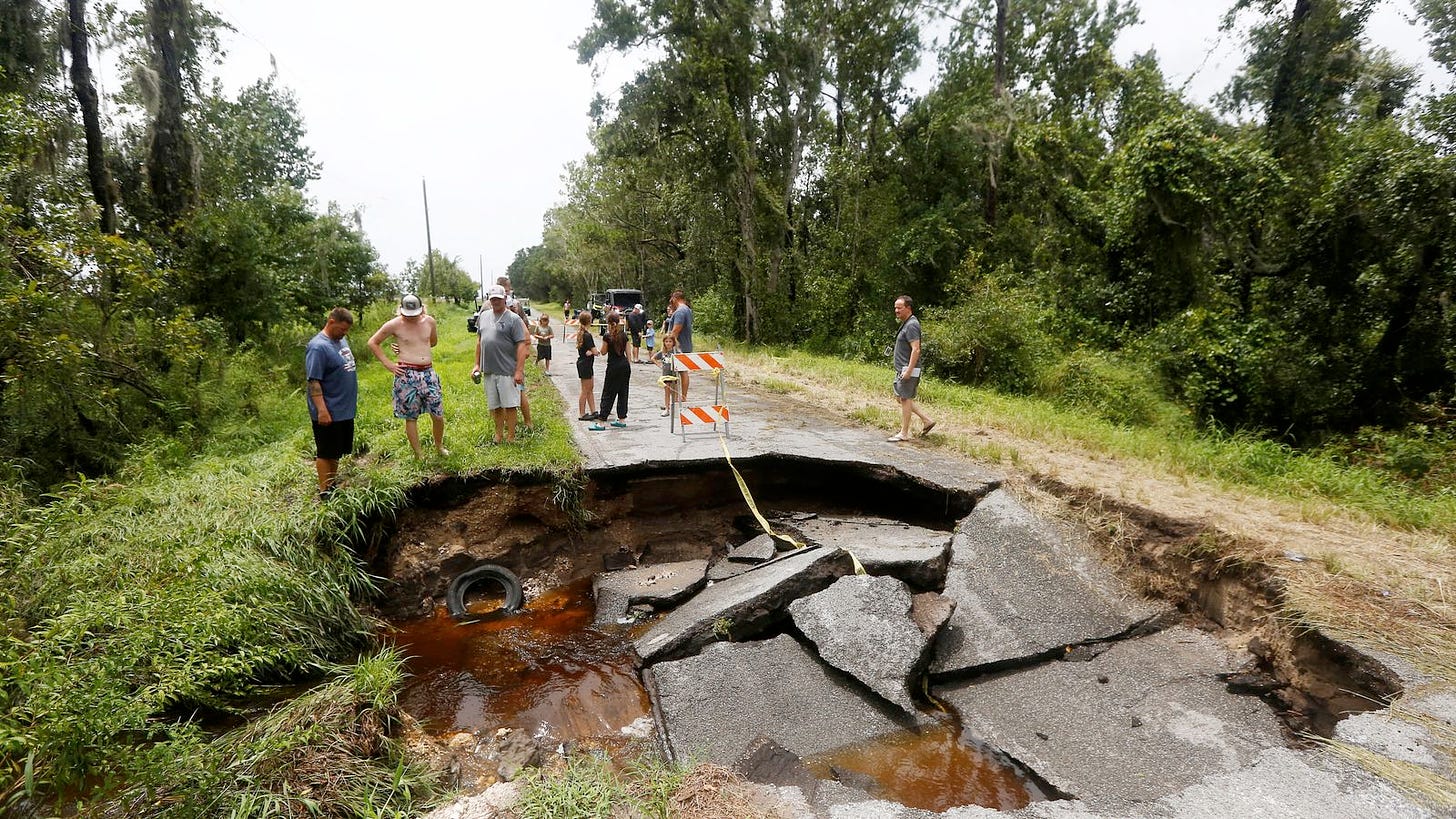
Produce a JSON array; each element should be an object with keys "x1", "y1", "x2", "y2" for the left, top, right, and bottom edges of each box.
[
  {"x1": 728, "y1": 343, "x2": 1456, "y2": 537},
  {"x1": 0, "y1": 302, "x2": 577, "y2": 815},
  {"x1": 513, "y1": 752, "x2": 773, "y2": 819}
]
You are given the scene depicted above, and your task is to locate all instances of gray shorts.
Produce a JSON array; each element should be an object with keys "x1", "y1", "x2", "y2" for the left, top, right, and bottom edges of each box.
[
  {"x1": 483, "y1": 373, "x2": 521, "y2": 410},
  {"x1": 894, "y1": 375, "x2": 920, "y2": 400}
]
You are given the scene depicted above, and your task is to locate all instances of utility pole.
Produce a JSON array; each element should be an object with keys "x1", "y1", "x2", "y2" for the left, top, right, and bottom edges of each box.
[
  {"x1": 421, "y1": 178, "x2": 436, "y2": 300},
  {"x1": 479, "y1": 255, "x2": 486, "y2": 303}
]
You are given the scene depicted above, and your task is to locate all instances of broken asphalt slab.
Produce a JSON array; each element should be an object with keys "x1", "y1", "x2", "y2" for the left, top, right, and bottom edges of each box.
[
  {"x1": 591, "y1": 559, "x2": 708, "y2": 625},
  {"x1": 932, "y1": 488, "x2": 1166, "y2": 676},
  {"x1": 779, "y1": 515, "x2": 953, "y2": 590},
  {"x1": 646, "y1": 634, "x2": 912, "y2": 765},
  {"x1": 634, "y1": 545, "x2": 856, "y2": 664},
  {"x1": 789, "y1": 574, "x2": 934, "y2": 716},
  {"x1": 937, "y1": 626, "x2": 1287, "y2": 808}
]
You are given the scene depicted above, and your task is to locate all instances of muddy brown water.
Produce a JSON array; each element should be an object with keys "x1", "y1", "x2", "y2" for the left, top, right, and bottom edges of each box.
[
  {"x1": 386, "y1": 574, "x2": 1046, "y2": 810},
  {"x1": 388, "y1": 579, "x2": 650, "y2": 742},
  {"x1": 372, "y1": 457, "x2": 1398, "y2": 810}
]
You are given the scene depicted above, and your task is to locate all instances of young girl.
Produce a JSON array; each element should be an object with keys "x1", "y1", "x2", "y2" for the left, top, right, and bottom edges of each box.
[
  {"x1": 532, "y1": 314, "x2": 553, "y2": 374},
  {"x1": 594, "y1": 313, "x2": 631, "y2": 430},
  {"x1": 652, "y1": 332, "x2": 679, "y2": 416},
  {"x1": 575, "y1": 309, "x2": 599, "y2": 421}
]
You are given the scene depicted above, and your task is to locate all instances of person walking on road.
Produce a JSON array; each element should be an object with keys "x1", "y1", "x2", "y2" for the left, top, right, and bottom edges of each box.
[
  {"x1": 888, "y1": 295, "x2": 936, "y2": 442},
  {"x1": 472, "y1": 285, "x2": 530, "y2": 444},
  {"x1": 665, "y1": 290, "x2": 693, "y2": 401},
  {"x1": 593, "y1": 312, "x2": 631, "y2": 430},
  {"x1": 366, "y1": 294, "x2": 448, "y2": 459},
  {"x1": 305, "y1": 307, "x2": 358, "y2": 498}
]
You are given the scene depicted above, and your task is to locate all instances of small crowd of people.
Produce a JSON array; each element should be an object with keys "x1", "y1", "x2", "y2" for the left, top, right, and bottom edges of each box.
[
  {"x1": 303, "y1": 285, "x2": 929, "y2": 500},
  {"x1": 572, "y1": 291, "x2": 693, "y2": 430}
]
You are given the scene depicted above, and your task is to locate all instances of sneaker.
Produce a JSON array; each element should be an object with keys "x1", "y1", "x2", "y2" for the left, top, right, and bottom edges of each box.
[
  {"x1": 887, "y1": 433, "x2": 908, "y2": 442},
  {"x1": 588, "y1": 423, "x2": 606, "y2": 431},
  {"x1": 661, "y1": 410, "x2": 670, "y2": 417},
  {"x1": 610, "y1": 420, "x2": 627, "y2": 428}
]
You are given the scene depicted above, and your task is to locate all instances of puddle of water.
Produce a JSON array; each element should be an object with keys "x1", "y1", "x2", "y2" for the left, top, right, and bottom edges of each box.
[
  {"x1": 807, "y1": 723, "x2": 1046, "y2": 812},
  {"x1": 387, "y1": 579, "x2": 651, "y2": 743}
]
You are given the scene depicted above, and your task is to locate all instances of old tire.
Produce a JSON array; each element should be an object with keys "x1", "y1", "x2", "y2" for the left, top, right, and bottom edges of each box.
[{"x1": 446, "y1": 564, "x2": 524, "y2": 618}]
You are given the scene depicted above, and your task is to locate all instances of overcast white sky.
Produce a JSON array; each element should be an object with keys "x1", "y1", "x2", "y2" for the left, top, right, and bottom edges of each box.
[{"x1": 188, "y1": 0, "x2": 1443, "y2": 284}]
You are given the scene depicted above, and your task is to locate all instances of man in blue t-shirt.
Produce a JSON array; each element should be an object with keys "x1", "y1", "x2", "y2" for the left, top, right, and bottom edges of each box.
[
  {"x1": 305, "y1": 307, "x2": 358, "y2": 497},
  {"x1": 666, "y1": 289, "x2": 694, "y2": 400}
]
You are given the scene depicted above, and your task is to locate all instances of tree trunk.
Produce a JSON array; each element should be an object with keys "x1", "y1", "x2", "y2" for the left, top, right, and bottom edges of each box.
[
  {"x1": 986, "y1": 0, "x2": 1009, "y2": 226},
  {"x1": 993, "y1": 0, "x2": 1008, "y2": 100},
  {"x1": 1266, "y1": 0, "x2": 1314, "y2": 157},
  {"x1": 66, "y1": 0, "x2": 117, "y2": 235},
  {"x1": 146, "y1": 0, "x2": 197, "y2": 226}
]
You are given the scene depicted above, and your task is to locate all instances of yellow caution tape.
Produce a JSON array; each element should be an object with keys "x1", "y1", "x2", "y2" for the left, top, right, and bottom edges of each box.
[{"x1": 716, "y1": 434, "x2": 865, "y2": 575}]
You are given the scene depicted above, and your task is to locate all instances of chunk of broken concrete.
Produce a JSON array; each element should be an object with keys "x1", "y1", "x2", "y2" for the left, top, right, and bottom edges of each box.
[
  {"x1": 937, "y1": 626, "x2": 1287, "y2": 807},
  {"x1": 592, "y1": 559, "x2": 708, "y2": 625},
  {"x1": 788, "y1": 575, "x2": 932, "y2": 716},
  {"x1": 781, "y1": 515, "x2": 952, "y2": 590},
  {"x1": 727, "y1": 533, "x2": 780, "y2": 564},
  {"x1": 647, "y1": 634, "x2": 907, "y2": 765},
  {"x1": 932, "y1": 489, "x2": 1164, "y2": 676},
  {"x1": 635, "y1": 546, "x2": 855, "y2": 664}
]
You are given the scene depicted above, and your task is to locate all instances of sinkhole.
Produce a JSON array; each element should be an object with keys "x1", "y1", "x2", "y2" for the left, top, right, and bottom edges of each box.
[{"x1": 365, "y1": 455, "x2": 1400, "y2": 812}]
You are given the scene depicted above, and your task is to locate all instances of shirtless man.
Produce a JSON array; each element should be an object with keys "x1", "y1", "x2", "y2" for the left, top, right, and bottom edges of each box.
[{"x1": 367, "y1": 294, "x2": 449, "y2": 458}]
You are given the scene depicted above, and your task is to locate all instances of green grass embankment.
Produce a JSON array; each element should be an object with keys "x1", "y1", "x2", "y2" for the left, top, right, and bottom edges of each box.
[{"x1": 0, "y1": 303, "x2": 575, "y2": 816}]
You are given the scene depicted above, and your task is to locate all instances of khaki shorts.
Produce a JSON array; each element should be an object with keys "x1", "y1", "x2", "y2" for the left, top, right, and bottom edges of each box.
[{"x1": 483, "y1": 373, "x2": 521, "y2": 410}]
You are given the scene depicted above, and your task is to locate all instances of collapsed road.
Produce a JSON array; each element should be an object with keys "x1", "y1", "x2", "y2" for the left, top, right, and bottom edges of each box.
[{"x1": 397, "y1": 356, "x2": 1446, "y2": 818}]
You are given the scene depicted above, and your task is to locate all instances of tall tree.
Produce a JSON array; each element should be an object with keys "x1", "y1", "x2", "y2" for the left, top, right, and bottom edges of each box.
[
  {"x1": 144, "y1": 0, "x2": 198, "y2": 226},
  {"x1": 1222, "y1": 0, "x2": 1374, "y2": 164},
  {"x1": 65, "y1": 0, "x2": 117, "y2": 234}
]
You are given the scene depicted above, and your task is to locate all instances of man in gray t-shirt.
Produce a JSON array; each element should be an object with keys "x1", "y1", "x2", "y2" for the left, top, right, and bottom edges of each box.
[
  {"x1": 666, "y1": 289, "x2": 694, "y2": 400},
  {"x1": 889, "y1": 295, "x2": 935, "y2": 442},
  {"x1": 472, "y1": 285, "x2": 530, "y2": 443}
]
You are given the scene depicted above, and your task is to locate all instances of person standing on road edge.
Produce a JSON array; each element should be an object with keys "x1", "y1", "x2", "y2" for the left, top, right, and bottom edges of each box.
[
  {"x1": 575, "y1": 309, "x2": 600, "y2": 421},
  {"x1": 666, "y1": 290, "x2": 693, "y2": 401},
  {"x1": 889, "y1": 295, "x2": 935, "y2": 442},
  {"x1": 472, "y1": 285, "x2": 530, "y2": 444},
  {"x1": 532, "y1": 314, "x2": 554, "y2": 374},
  {"x1": 366, "y1": 294, "x2": 449, "y2": 459},
  {"x1": 593, "y1": 312, "x2": 631, "y2": 430},
  {"x1": 305, "y1": 307, "x2": 358, "y2": 499}
]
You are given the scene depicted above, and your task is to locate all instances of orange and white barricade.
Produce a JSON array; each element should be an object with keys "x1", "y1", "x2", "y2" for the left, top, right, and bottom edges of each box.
[{"x1": 671, "y1": 351, "x2": 728, "y2": 435}]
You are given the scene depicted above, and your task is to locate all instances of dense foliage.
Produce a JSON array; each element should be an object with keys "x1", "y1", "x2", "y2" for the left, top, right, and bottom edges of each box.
[
  {"x1": 510, "y1": 0, "x2": 1456, "y2": 441},
  {"x1": 0, "y1": 1, "x2": 392, "y2": 492}
]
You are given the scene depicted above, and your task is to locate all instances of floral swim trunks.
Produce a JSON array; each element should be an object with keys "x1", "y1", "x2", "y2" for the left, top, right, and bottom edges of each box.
[{"x1": 392, "y1": 365, "x2": 444, "y2": 420}]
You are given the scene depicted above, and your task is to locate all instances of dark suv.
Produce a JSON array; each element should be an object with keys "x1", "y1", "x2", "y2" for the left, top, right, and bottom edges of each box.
[{"x1": 588, "y1": 289, "x2": 645, "y2": 333}]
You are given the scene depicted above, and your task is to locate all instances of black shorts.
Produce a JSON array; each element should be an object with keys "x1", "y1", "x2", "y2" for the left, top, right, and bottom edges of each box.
[
  {"x1": 312, "y1": 418, "x2": 355, "y2": 461},
  {"x1": 576, "y1": 359, "x2": 594, "y2": 379},
  {"x1": 630, "y1": 329, "x2": 642, "y2": 347},
  {"x1": 537, "y1": 344, "x2": 552, "y2": 362}
]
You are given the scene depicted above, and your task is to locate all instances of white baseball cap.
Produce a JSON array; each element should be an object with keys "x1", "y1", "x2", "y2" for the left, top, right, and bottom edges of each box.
[{"x1": 485, "y1": 285, "x2": 507, "y2": 300}]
